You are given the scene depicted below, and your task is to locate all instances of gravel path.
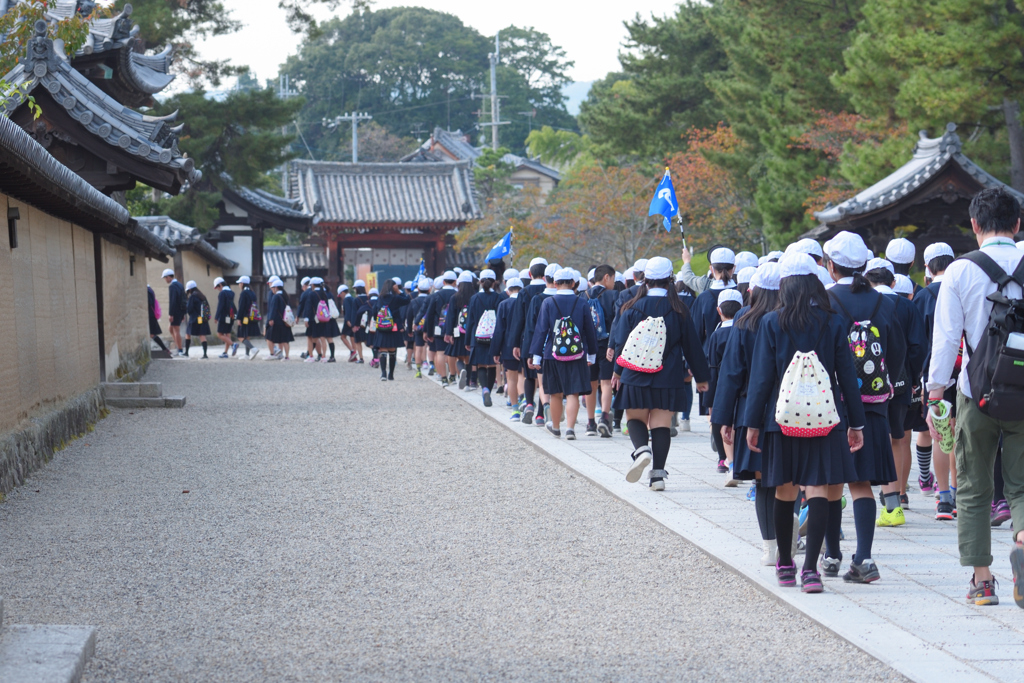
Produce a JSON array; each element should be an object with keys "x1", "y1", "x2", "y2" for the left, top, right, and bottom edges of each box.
[{"x1": 0, "y1": 358, "x2": 906, "y2": 682}]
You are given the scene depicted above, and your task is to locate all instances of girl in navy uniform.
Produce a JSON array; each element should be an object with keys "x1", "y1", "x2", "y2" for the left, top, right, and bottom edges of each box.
[
  {"x1": 336, "y1": 284, "x2": 355, "y2": 361},
  {"x1": 823, "y1": 232, "x2": 906, "y2": 584},
  {"x1": 674, "y1": 273, "x2": 698, "y2": 432},
  {"x1": 509, "y1": 259, "x2": 550, "y2": 424},
  {"x1": 491, "y1": 278, "x2": 524, "y2": 419},
  {"x1": 424, "y1": 272, "x2": 459, "y2": 384},
  {"x1": 464, "y1": 269, "x2": 502, "y2": 405},
  {"x1": 706, "y1": 288, "x2": 745, "y2": 484},
  {"x1": 235, "y1": 276, "x2": 261, "y2": 360},
  {"x1": 529, "y1": 267, "x2": 598, "y2": 440},
  {"x1": 716, "y1": 263, "x2": 781, "y2": 564},
  {"x1": 744, "y1": 252, "x2": 866, "y2": 593},
  {"x1": 692, "y1": 247, "x2": 737, "y2": 348},
  {"x1": 303, "y1": 277, "x2": 326, "y2": 362},
  {"x1": 345, "y1": 281, "x2": 369, "y2": 364},
  {"x1": 265, "y1": 278, "x2": 294, "y2": 360},
  {"x1": 314, "y1": 278, "x2": 340, "y2": 362},
  {"x1": 184, "y1": 281, "x2": 211, "y2": 358},
  {"x1": 444, "y1": 272, "x2": 478, "y2": 389},
  {"x1": 407, "y1": 278, "x2": 432, "y2": 378},
  {"x1": 611, "y1": 257, "x2": 711, "y2": 490},
  {"x1": 213, "y1": 277, "x2": 235, "y2": 358},
  {"x1": 147, "y1": 285, "x2": 170, "y2": 354},
  {"x1": 370, "y1": 280, "x2": 411, "y2": 381},
  {"x1": 524, "y1": 264, "x2": 561, "y2": 428}
]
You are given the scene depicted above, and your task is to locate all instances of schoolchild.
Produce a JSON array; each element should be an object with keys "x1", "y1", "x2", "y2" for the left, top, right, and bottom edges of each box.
[
  {"x1": 893, "y1": 274, "x2": 915, "y2": 299},
  {"x1": 716, "y1": 262, "x2": 782, "y2": 564},
  {"x1": 147, "y1": 284, "x2": 170, "y2": 354},
  {"x1": 235, "y1": 276, "x2": 261, "y2": 359},
  {"x1": 611, "y1": 257, "x2": 710, "y2": 490},
  {"x1": 367, "y1": 287, "x2": 381, "y2": 367},
  {"x1": 529, "y1": 268, "x2": 599, "y2": 440},
  {"x1": 864, "y1": 258, "x2": 927, "y2": 508},
  {"x1": 509, "y1": 258, "x2": 550, "y2": 424},
  {"x1": 401, "y1": 280, "x2": 416, "y2": 370},
  {"x1": 491, "y1": 278, "x2": 524, "y2": 418},
  {"x1": 407, "y1": 278, "x2": 432, "y2": 378},
  {"x1": 707, "y1": 288, "x2": 744, "y2": 485},
  {"x1": 265, "y1": 277, "x2": 294, "y2": 360},
  {"x1": 313, "y1": 278, "x2": 340, "y2": 362},
  {"x1": 371, "y1": 279, "x2": 411, "y2": 381},
  {"x1": 424, "y1": 271, "x2": 458, "y2": 385},
  {"x1": 674, "y1": 272, "x2": 698, "y2": 431},
  {"x1": 344, "y1": 280, "x2": 369, "y2": 364},
  {"x1": 464, "y1": 269, "x2": 502, "y2": 405},
  {"x1": 692, "y1": 247, "x2": 737, "y2": 347},
  {"x1": 336, "y1": 284, "x2": 355, "y2": 360},
  {"x1": 825, "y1": 232, "x2": 906, "y2": 581},
  {"x1": 212, "y1": 277, "x2": 235, "y2": 358},
  {"x1": 586, "y1": 265, "x2": 619, "y2": 437},
  {"x1": 162, "y1": 268, "x2": 187, "y2": 355},
  {"x1": 184, "y1": 280, "x2": 211, "y2": 358},
  {"x1": 444, "y1": 272, "x2": 478, "y2": 389},
  {"x1": 501, "y1": 268, "x2": 519, "y2": 301},
  {"x1": 524, "y1": 263, "x2": 561, "y2": 427},
  {"x1": 297, "y1": 277, "x2": 317, "y2": 360},
  {"x1": 886, "y1": 237, "x2": 922, "y2": 296},
  {"x1": 612, "y1": 259, "x2": 648, "y2": 327},
  {"x1": 744, "y1": 252, "x2": 866, "y2": 593}
]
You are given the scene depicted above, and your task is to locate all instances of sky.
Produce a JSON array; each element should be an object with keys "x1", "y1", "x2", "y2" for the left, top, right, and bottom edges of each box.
[{"x1": 195, "y1": 0, "x2": 682, "y2": 91}]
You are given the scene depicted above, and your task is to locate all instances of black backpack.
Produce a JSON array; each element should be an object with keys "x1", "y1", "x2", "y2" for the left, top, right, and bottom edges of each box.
[
  {"x1": 829, "y1": 292, "x2": 892, "y2": 404},
  {"x1": 960, "y1": 251, "x2": 1024, "y2": 420}
]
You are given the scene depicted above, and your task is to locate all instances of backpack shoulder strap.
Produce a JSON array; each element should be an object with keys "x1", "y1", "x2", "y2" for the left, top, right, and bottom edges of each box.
[
  {"x1": 960, "y1": 250, "x2": 1024, "y2": 289},
  {"x1": 828, "y1": 290, "x2": 854, "y2": 322},
  {"x1": 869, "y1": 291, "x2": 883, "y2": 321}
]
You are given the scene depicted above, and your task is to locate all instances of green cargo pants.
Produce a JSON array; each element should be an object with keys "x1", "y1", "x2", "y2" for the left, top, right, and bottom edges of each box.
[{"x1": 955, "y1": 390, "x2": 1024, "y2": 567}]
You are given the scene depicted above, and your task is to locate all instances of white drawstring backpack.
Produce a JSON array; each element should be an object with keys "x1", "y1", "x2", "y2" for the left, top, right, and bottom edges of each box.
[
  {"x1": 616, "y1": 316, "x2": 667, "y2": 373},
  {"x1": 775, "y1": 325, "x2": 840, "y2": 437}
]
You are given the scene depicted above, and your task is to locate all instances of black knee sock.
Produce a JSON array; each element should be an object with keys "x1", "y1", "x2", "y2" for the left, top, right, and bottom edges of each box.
[
  {"x1": 329, "y1": 342, "x2": 335, "y2": 359},
  {"x1": 755, "y1": 481, "x2": 777, "y2": 540},
  {"x1": 627, "y1": 419, "x2": 649, "y2": 451},
  {"x1": 825, "y1": 499, "x2": 843, "y2": 559},
  {"x1": 524, "y1": 378, "x2": 536, "y2": 406},
  {"x1": 380, "y1": 352, "x2": 389, "y2": 378},
  {"x1": 201, "y1": 341, "x2": 208, "y2": 357},
  {"x1": 711, "y1": 424, "x2": 726, "y2": 460},
  {"x1": 802, "y1": 497, "x2": 829, "y2": 573},
  {"x1": 184, "y1": 339, "x2": 191, "y2": 355},
  {"x1": 456, "y1": 359, "x2": 466, "y2": 373},
  {"x1": 477, "y1": 367, "x2": 495, "y2": 391},
  {"x1": 916, "y1": 443, "x2": 933, "y2": 478},
  {"x1": 373, "y1": 348, "x2": 379, "y2": 360},
  {"x1": 388, "y1": 352, "x2": 396, "y2": 379},
  {"x1": 614, "y1": 409, "x2": 623, "y2": 425},
  {"x1": 650, "y1": 427, "x2": 671, "y2": 473},
  {"x1": 995, "y1": 445, "x2": 1005, "y2": 502},
  {"x1": 853, "y1": 497, "x2": 876, "y2": 563},
  {"x1": 775, "y1": 500, "x2": 795, "y2": 565},
  {"x1": 153, "y1": 336, "x2": 168, "y2": 352},
  {"x1": 243, "y1": 338, "x2": 253, "y2": 352}
]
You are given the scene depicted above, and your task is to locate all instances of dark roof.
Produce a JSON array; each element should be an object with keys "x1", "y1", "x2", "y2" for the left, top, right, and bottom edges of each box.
[
  {"x1": 0, "y1": 110, "x2": 170, "y2": 258},
  {"x1": 501, "y1": 153, "x2": 561, "y2": 182},
  {"x1": 815, "y1": 124, "x2": 1024, "y2": 224},
  {"x1": 446, "y1": 246, "x2": 483, "y2": 268},
  {"x1": 135, "y1": 216, "x2": 237, "y2": 270},
  {"x1": 220, "y1": 184, "x2": 315, "y2": 233},
  {"x1": 288, "y1": 160, "x2": 481, "y2": 225},
  {"x1": 1, "y1": 20, "x2": 198, "y2": 193},
  {"x1": 262, "y1": 246, "x2": 327, "y2": 279},
  {"x1": 401, "y1": 128, "x2": 480, "y2": 163}
]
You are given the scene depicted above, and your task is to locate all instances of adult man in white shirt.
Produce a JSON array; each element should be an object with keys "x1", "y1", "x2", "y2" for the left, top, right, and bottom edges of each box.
[{"x1": 927, "y1": 188, "x2": 1024, "y2": 607}]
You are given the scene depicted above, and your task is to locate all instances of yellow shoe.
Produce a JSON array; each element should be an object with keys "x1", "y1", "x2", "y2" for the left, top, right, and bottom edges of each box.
[{"x1": 876, "y1": 506, "x2": 906, "y2": 527}]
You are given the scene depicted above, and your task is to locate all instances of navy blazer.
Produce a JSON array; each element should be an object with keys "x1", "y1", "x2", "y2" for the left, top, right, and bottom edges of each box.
[
  {"x1": 711, "y1": 307, "x2": 757, "y2": 427},
  {"x1": 509, "y1": 282, "x2": 547, "y2": 351},
  {"x1": 704, "y1": 323, "x2": 734, "y2": 409},
  {"x1": 587, "y1": 285, "x2": 618, "y2": 343},
  {"x1": 744, "y1": 309, "x2": 866, "y2": 433},
  {"x1": 528, "y1": 292, "x2": 598, "y2": 361},
  {"x1": 489, "y1": 296, "x2": 519, "y2": 360},
  {"x1": 465, "y1": 290, "x2": 501, "y2": 352},
  {"x1": 371, "y1": 293, "x2": 411, "y2": 331},
  {"x1": 423, "y1": 288, "x2": 456, "y2": 337},
  {"x1": 267, "y1": 291, "x2": 288, "y2": 324},
  {"x1": 884, "y1": 291, "x2": 927, "y2": 405},
  {"x1": 215, "y1": 287, "x2": 235, "y2": 322},
  {"x1": 298, "y1": 287, "x2": 314, "y2": 320},
  {"x1": 913, "y1": 280, "x2": 943, "y2": 377},
  {"x1": 692, "y1": 285, "x2": 736, "y2": 347},
  {"x1": 611, "y1": 284, "x2": 641, "y2": 328},
  {"x1": 168, "y1": 280, "x2": 186, "y2": 317},
  {"x1": 524, "y1": 290, "x2": 554, "y2": 356},
  {"x1": 610, "y1": 295, "x2": 710, "y2": 388},
  {"x1": 236, "y1": 287, "x2": 256, "y2": 321}
]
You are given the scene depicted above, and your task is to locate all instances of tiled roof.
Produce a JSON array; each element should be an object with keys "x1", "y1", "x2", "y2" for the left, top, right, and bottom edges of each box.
[
  {"x1": 135, "y1": 216, "x2": 236, "y2": 268},
  {"x1": 815, "y1": 124, "x2": 1024, "y2": 224},
  {"x1": 1, "y1": 21, "x2": 198, "y2": 193},
  {"x1": 221, "y1": 183, "x2": 315, "y2": 233},
  {"x1": 501, "y1": 153, "x2": 561, "y2": 181},
  {"x1": 401, "y1": 128, "x2": 480, "y2": 163},
  {"x1": 262, "y1": 246, "x2": 327, "y2": 279},
  {"x1": 289, "y1": 160, "x2": 480, "y2": 225}
]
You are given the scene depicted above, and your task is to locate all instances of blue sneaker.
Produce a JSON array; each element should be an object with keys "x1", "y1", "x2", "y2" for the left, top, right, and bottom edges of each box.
[
  {"x1": 509, "y1": 411, "x2": 522, "y2": 422},
  {"x1": 746, "y1": 484, "x2": 756, "y2": 502},
  {"x1": 798, "y1": 504, "x2": 809, "y2": 536}
]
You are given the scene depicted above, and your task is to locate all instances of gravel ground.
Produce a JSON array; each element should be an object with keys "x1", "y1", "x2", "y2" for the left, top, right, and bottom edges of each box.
[{"x1": 0, "y1": 357, "x2": 906, "y2": 682}]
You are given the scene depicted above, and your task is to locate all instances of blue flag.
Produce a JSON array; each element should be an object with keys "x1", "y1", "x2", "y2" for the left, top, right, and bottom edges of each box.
[
  {"x1": 649, "y1": 169, "x2": 678, "y2": 232},
  {"x1": 418, "y1": 258, "x2": 426, "y2": 278},
  {"x1": 486, "y1": 228, "x2": 513, "y2": 261}
]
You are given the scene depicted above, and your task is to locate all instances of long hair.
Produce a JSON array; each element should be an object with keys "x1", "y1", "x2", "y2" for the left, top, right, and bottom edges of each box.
[
  {"x1": 737, "y1": 286, "x2": 780, "y2": 332},
  {"x1": 620, "y1": 277, "x2": 689, "y2": 318},
  {"x1": 777, "y1": 275, "x2": 832, "y2": 333},
  {"x1": 831, "y1": 262, "x2": 870, "y2": 294},
  {"x1": 451, "y1": 281, "x2": 476, "y2": 312}
]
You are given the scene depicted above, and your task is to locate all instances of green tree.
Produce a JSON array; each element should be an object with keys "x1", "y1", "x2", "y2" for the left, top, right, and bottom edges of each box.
[{"x1": 525, "y1": 126, "x2": 594, "y2": 169}]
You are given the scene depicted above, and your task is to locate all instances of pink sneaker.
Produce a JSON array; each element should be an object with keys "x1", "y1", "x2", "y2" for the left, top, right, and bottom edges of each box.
[{"x1": 919, "y1": 473, "x2": 936, "y2": 494}]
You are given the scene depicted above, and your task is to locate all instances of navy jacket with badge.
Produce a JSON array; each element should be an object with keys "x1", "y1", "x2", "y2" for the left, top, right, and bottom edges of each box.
[
  {"x1": 586, "y1": 284, "x2": 618, "y2": 345},
  {"x1": 692, "y1": 285, "x2": 736, "y2": 347},
  {"x1": 168, "y1": 280, "x2": 186, "y2": 319},
  {"x1": 529, "y1": 292, "x2": 599, "y2": 362},
  {"x1": 508, "y1": 282, "x2": 546, "y2": 351},
  {"x1": 215, "y1": 287, "x2": 235, "y2": 323},
  {"x1": 828, "y1": 284, "x2": 907, "y2": 415},
  {"x1": 704, "y1": 322, "x2": 734, "y2": 411},
  {"x1": 423, "y1": 287, "x2": 456, "y2": 338},
  {"x1": 884, "y1": 291, "x2": 927, "y2": 406},
  {"x1": 711, "y1": 307, "x2": 757, "y2": 428},
  {"x1": 489, "y1": 296, "x2": 519, "y2": 361},
  {"x1": 524, "y1": 290, "x2": 554, "y2": 357},
  {"x1": 610, "y1": 295, "x2": 710, "y2": 388},
  {"x1": 406, "y1": 293, "x2": 428, "y2": 333},
  {"x1": 744, "y1": 309, "x2": 866, "y2": 433}
]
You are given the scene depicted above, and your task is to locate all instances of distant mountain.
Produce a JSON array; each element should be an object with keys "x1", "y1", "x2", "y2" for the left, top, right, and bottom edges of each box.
[{"x1": 562, "y1": 81, "x2": 593, "y2": 117}]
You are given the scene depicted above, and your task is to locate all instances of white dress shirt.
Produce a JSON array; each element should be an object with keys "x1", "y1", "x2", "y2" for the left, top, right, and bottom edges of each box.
[{"x1": 928, "y1": 237, "x2": 1023, "y2": 398}]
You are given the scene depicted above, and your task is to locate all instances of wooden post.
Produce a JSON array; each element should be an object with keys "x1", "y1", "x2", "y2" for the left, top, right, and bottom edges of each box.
[
  {"x1": 434, "y1": 236, "x2": 446, "y2": 274},
  {"x1": 327, "y1": 238, "x2": 339, "y2": 291}
]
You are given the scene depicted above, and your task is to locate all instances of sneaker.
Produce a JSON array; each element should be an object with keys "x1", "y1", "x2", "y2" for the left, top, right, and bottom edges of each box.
[
  {"x1": 356, "y1": 358, "x2": 365, "y2": 364},
  {"x1": 458, "y1": 369, "x2": 468, "y2": 390},
  {"x1": 428, "y1": 365, "x2": 436, "y2": 376},
  {"x1": 711, "y1": 434, "x2": 718, "y2": 454},
  {"x1": 1010, "y1": 545, "x2": 1024, "y2": 608},
  {"x1": 218, "y1": 353, "x2": 229, "y2": 358},
  {"x1": 843, "y1": 558, "x2": 880, "y2": 583},
  {"x1": 876, "y1": 507, "x2": 906, "y2": 527},
  {"x1": 820, "y1": 556, "x2": 841, "y2": 578},
  {"x1": 495, "y1": 385, "x2": 504, "y2": 395},
  {"x1": 670, "y1": 426, "x2": 678, "y2": 437},
  {"x1": 776, "y1": 560, "x2": 798, "y2": 587},
  {"x1": 801, "y1": 569, "x2": 824, "y2": 594},
  {"x1": 679, "y1": 419, "x2": 691, "y2": 432},
  {"x1": 249, "y1": 349, "x2": 260, "y2": 360},
  {"x1": 626, "y1": 446, "x2": 652, "y2": 483},
  {"x1": 304, "y1": 357, "x2": 316, "y2": 363},
  {"x1": 415, "y1": 369, "x2": 422, "y2": 378},
  {"x1": 936, "y1": 500, "x2": 954, "y2": 521},
  {"x1": 585, "y1": 420, "x2": 597, "y2": 436},
  {"x1": 440, "y1": 377, "x2": 449, "y2": 387},
  {"x1": 967, "y1": 576, "x2": 1000, "y2": 606},
  {"x1": 598, "y1": 418, "x2": 612, "y2": 438},
  {"x1": 724, "y1": 464, "x2": 740, "y2": 488},
  {"x1": 509, "y1": 411, "x2": 522, "y2": 422},
  {"x1": 760, "y1": 540, "x2": 778, "y2": 566},
  {"x1": 380, "y1": 376, "x2": 387, "y2": 382},
  {"x1": 566, "y1": 429, "x2": 576, "y2": 441},
  {"x1": 992, "y1": 500, "x2": 1012, "y2": 527},
  {"x1": 650, "y1": 479, "x2": 666, "y2": 491},
  {"x1": 798, "y1": 504, "x2": 809, "y2": 536},
  {"x1": 613, "y1": 421, "x2": 621, "y2": 432},
  {"x1": 231, "y1": 342, "x2": 239, "y2": 356},
  {"x1": 900, "y1": 493, "x2": 909, "y2": 509},
  {"x1": 273, "y1": 349, "x2": 283, "y2": 359},
  {"x1": 877, "y1": 489, "x2": 885, "y2": 507},
  {"x1": 546, "y1": 422, "x2": 561, "y2": 439},
  {"x1": 327, "y1": 357, "x2": 336, "y2": 363},
  {"x1": 621, "y1": 423, "x2": 629, "y2": 436},
  {"x1": 746, "y1": 484, "x2": 757, "y2": 502},
  {"x1": 716, "y1": 459, "x2": 728, "y2": 474},
  {"x1": 919, "y1": 473, "x2": 936, "y2": 494},
  {"x1": 264, "y1": 354, "x2": 279, "y2": 361},
  {"x1": 522, "y1": 404, "x2": 535, "y2": 425},
  {"x1": 483, "y1": 391, "x2": 492, "y2": 407}
]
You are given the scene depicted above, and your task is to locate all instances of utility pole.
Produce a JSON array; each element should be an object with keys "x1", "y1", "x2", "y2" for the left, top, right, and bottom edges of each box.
[
  {"x1": 323, "y1": 112, "x2": 373, "y2": 162},
  {"x1": 480, "y1": 32, "x2": 509, "y2": 150}
]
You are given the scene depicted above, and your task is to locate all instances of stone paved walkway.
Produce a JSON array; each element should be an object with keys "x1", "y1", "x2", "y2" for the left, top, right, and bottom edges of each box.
[{"x1": 435, "y1": 362, "x2": 1024, "y2": 683}]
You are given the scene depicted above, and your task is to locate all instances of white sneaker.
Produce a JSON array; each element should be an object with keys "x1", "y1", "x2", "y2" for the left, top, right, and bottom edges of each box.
[
  {"x1": 679, "y1": 419, "x2": 691, "y2": 432},
  {"x1": 249, "y1": 349, "x2": 260, "y2": 360},
  {"x1": 724, "y1": 464, "x2": 740, "y2": 488},
  {"x1": 650, "y1": 479, "x2": 665, "y2": 491},
  {"x1": 760, "y1": 539, "x2": 778, "y2": 566},
  {"x1": 626, "y1": 446, "x2": 652, "y2": 483}
]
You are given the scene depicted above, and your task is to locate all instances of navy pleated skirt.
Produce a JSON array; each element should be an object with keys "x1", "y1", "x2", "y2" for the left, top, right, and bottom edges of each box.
[
  {"x1": 375, "y1": 330, "x2": 405, "y2": 349},
  {"x1": 613, "y1": 383, "x2": 689, "y2": 412},
  {"x1": 188, "y1": 318, "x2": 211, "y2": 336},
  {"x1": 306, "y1": 320, "x2": 325, "y2": 338},
  {"x1": 541, "y1": 358, "x2": 592, "y2": 395},
  {"x1": 502, "y1": 357, "x2": 521, "y2": 372},
  {"x1": 237, "y1": 320, "x2": 261, "y2": 338},
  {"x1": 849, "y1": 410, "x2": 898, "y2": 486},
  {"x1": 470, "y1": 341, "x2": 495, "y2": 366},
  {"x1": 763, "y1": 426, "x2": 858, "y2": 488},
  {"x1": 732, "y1": 426, "x2": 762, "y2": 481},
  {"x1": 324, "y1": 319, "x2": 341, "y2": 337},
  {"x1": 267, "y1": 321, "x2": 294, "y2": 343},
  {"x1": 217, "y1": 318, "x2": 234, "y2": 335}
]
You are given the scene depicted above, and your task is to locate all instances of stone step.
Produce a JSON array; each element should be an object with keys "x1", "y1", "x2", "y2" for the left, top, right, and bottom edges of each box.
[
  {"x1": 100, "y1": 382, "x2": 162, "y2": 399},
  {"x1": 0, "y1": 624, "x2": 96, "y2": 683},
  {"x1": 105, "y1": 396, "x2": 185, "y2": 409}
]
